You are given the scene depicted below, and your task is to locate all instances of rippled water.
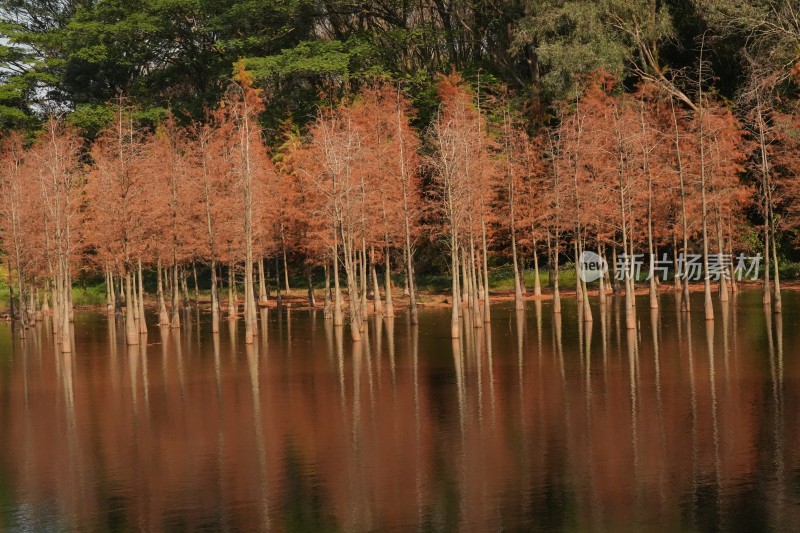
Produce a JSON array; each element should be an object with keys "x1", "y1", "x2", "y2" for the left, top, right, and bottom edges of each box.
[{"x1": 0, "y1": 290, "x2": 798, "y2": 531}]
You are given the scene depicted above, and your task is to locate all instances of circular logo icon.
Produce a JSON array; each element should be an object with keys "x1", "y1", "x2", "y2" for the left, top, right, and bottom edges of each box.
[{"x1": 578, "y1": 251, "x2": 607, "y2": 283}]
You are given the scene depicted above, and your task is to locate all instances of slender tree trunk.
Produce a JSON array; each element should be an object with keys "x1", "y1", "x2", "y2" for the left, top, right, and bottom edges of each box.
[
  {"x1": 480, "y1": 220, "x2": 491, "y2": 323},
  {"x1": 324, "y1": 261, "x2": 332, "y2": 319},
  {"x1": 306, "y1": 266, "x2": 316, "y2": 308},
  {"x1": 14, "y1": 267, "x2": 27, "y2": 332},
  {"x1": 615, "y1": 112, "x2": 636, "y2": 330},
  {"x1": 727, "y1": 225, "x2": 738, "y2": 294},
  {"x1": 332, "y1": 244, "x2": 343, "y2": 326},
  {"x1": 360, "y1": 240, "x2": 368, "y2": 323},
  {"x1": 575, "y1": 240, "x2": 583, "y2": 304},
  {"x1": 699, "y1": 138, "x2": 714, "y2": 320},
  {"x1": 137, "y1": 258, "x2": 147, "y2": 334},
  {"x1": 282, "y1": 236, "x2": 290, "y2": 293},
  {"x1": 460, "y1": 245, "x2": 469, "y2": 307},
  {"x1": 770, "y1": 222, "x2": 781, "y2": 313},
  {"x1": 105, "y1": 265, "x2": 114, "y2": 315},
  {"x1": 228, "y1": 263, "x2": 237, "y2": 319},
  {"x1": 758, "y1": 105, "x2": 782, "y2": 313},
  {"x1": 258, "y1": 257, "x2": 268, "y2": 305},
  {"x1": 125, "y1": 271, "x2": 139, "y2": 345},
  {"x1": 763, "y1": 220, "x2": 772, "y2": 305},
  {"x1": 579, "y1": 236, "x2": 592, "y2": 322},
  {"x1": 469, "y1": 233, "x2": 482, "y2": 327},
  {"x1": 246, "y1": 259, "x2": 258, "y2": 339},
  {"x1": 552, "y1": 232, "x2": 561, "y2": 313},
  {"x1": 157, "y1": 260, "x2": 169, "y2": 326},
  {"x1": 716, "y1": 216, "x2": 729, "y2": 302},
  {"x1": 533, "y1": 239, "x2": 541, "y2": 296},
  {"x1": 672, "y1": 231, "x2": 681, "y2": 292},
  {"x1": 610, "y1": 247, "x2": 620, "y2": 294},
  {"x1": 697, "y1": 43, "x2": 714, "y2": 321},
  {"x1": 211, "y1": 259, "x2": 219, "y2": 333},
  {"x1": 671, "y1": 99, "x2": 692, "y2": 312},
  {"x1": 646, "y1": 162, "x2": 658, "y2": 310},
  {"x1": 370, "y1": 246, "x2": 383, "y2": 315},
  {"x1": 384, "y1": 241, "x2": 394, "y2": 318},
  {"x1": 450, "y1": 231, "x2": 460, "y2": 338},
  {"x1": 52, "y1": 276, "x2": 60, "y2": 337},
  {"x1": 106, "y1": 268, "x2": 115, "y2": 316},
  {"x1": 511, "y1": 224, "x2": 523, "y2": 310},
  {"x1": 192, "y1": 262, "x2": 200, "y2": 306},
  {"x1": 598, "y1": 245, "x2": 607, "y2": 305},
  {"x1": 404, "y1": 234, "x2": 418, "y2": 325},
  {"x1": 547, "y1": 233, "x2": 555, "y2": 288},
  {"x1": 171, "y1": 262, "x2": 181, "y2": 328},
  {"x1": 61, "y1": 269, "x2": 72, "y2": 351},
  {"x1": 131, "y1": 267, "x2": 140, "y2": 321},
  {"x1": 29, "y1": 287, "x2": 38, "y2": 323}
]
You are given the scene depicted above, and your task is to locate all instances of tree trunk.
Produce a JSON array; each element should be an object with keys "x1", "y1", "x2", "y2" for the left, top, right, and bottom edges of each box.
[
  {"x1": 771, "y1": 225, "x2": 781, "y2": 313},
  {"x1": 671, "y1": 99, "x2": 691, "y2": 312},
  {"x1": 246, "y1": 259, "x2": 258, "y2": 339},
  {"x1": 282, "y1": 240, "x2": 290, "y2": 293},
  {"x1": 699, "y1": 136, "x2": 714, "y2": 320},
  {"x1": 405, "y1": 242, "x2": 418, "y2": 324},
  {"x1": 105, "y1": 265, "x2": 114, "y2": 315},
  {"x1": 14, "y1": 266, "x2": 27, "y2": 332},
  {"x1": 171, "y1": 262, "x2": 181, "y2": 328},
  {"x1": 579, "y1": 236, "x2": 592, "y2": 323},
  {"x1": 575, "y1": 241, "x2": 583, "y2": 304},
  {"x1": 157, "y1": 260, "x2": 170, "y2": 325},
  {"x1": 137, "y1": 258, "x2": 147, "y2": 334},
  {"x1": 258, "y1": 257, "x2": 268, "y2": 305},
  {"x1": 370, "y1": 246, "x2": 383, "y2": 315},
  {"x1": 228, "y1": 263, "x2": 237, "y2": 319},
  {"x1": 598, "y1": 245, "x2": 607, "y2": 305},
  {"x1": 716, "y1": 217, "x2": 729, "y2": 302},
  {"x1": 306, "y1": 266, "x2": 316, "y2": 308},
  {"x1": 211, "y1": 259, "x2": 219, "y2": 333},
  {"x1": 450, "y1": 232, "x2": 460, "y2": 338},
  {"x1": 547, "y1": 233, "x2": 555, "y2": 289},
  {"x1": 192, "y1": 261, "x2": 200, "y2": 306},
  {"x1": 61, "y1": 270, "x2": 72, "y2": 351},
  {"x1": 469, "y1": 234, "x2": 482, "y2": 327},
  {"x1": 360, "y1": 241, "x2": 368, "y2": 323},
  {"x1": 332, "y1": 245, "x2": 343, "y2": 326},
  {"x1": 460, "y1": 245, "x2": 469, "y2": 308},
  {"x1": 552, "y1": 233, "x2": 561, "y2": 314},
  {"x1": 384, "y1": 242, "x2": 394, "y2": 318},
  {"x1": 124, "y1": 272, "x2": 139, "y2": 345},
  {"x1": 481, "y1": 225, "x2": 492, "y2": 323},
  {"x1": 324, "y1": 262, "x2": 332, "y2": 319},
  {"x1": 131, "y1": 267, "x2": 139, "y2": 321}
]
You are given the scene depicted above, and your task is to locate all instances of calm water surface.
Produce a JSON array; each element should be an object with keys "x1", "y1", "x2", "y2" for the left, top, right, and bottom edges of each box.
[{"x1": 1, "y1": 291, "x2": 799, "y2": 531}]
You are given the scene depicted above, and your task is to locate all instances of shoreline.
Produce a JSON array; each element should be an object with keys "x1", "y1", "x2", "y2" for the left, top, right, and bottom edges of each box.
[{"x1": 58, "y1": 279, "x2": 795, "y2": 314}]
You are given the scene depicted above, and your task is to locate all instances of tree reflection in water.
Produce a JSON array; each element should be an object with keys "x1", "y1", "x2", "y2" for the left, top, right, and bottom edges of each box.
[{"x1": 0, "y1": 290, "x2": 797, "y2": 530}]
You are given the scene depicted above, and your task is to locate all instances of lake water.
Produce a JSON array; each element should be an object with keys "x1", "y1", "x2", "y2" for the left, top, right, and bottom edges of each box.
[{"x1": 0, "y1": 290, "x2": 798, "y2": 531}]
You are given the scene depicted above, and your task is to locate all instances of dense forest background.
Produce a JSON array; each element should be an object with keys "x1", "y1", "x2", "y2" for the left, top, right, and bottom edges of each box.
[{"x1": 2, "y1": 1, "x2": 797, "y2": 133}]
